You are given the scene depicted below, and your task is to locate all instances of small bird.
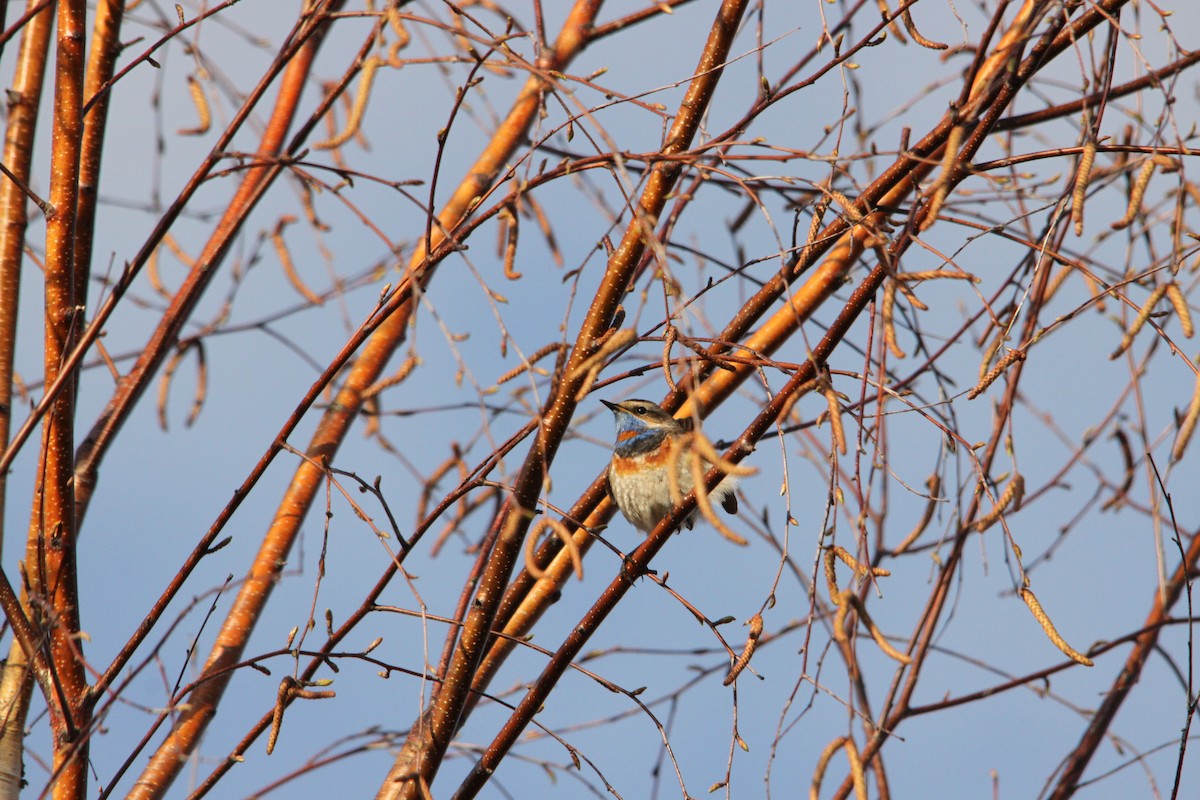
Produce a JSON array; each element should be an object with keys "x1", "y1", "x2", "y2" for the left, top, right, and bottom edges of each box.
[{"x1": 601, "y1": 398, "x2": 738, "y2": 533}]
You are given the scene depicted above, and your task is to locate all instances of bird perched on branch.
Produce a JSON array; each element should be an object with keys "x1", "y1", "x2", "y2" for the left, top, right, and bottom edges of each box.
[{"x1": 601, "y1": 398, "x2": 738, "y2": 534}]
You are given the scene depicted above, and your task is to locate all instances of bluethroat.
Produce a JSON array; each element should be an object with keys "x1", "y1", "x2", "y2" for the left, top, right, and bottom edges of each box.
[{"x1": 601, "y1": 398, "x2": 738, "y2": 533}]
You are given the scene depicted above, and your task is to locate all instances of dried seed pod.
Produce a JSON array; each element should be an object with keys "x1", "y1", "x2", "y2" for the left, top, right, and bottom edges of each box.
[
  {"x1": 723, "y1": 613, "x2": 764, "y2": 685},
  {"x1": 1072, "y1": 139, "x2": 1097, "y2": 236},
  {"x1": 1165, "y1": 282, "x2": 1193, "y2": 338},
  {"x1": 524, "y1": 518, "x2": 582, "y2": 581},
  {"x1": 1111, "y1": 156, "x2": 1158, "y2": 230},
  {"x1": 1020, "y1": 588, "x2": 1094, "y2": 666},
  {"x1": 882, "y1": 280, "x2": 905, "y2": 359},
  {"x1": 969, "y1": 348, "x2": 1026, "y2": 399},
  {"x1": 178, "y1": 74, "x2": 211, "y2": 136},
  {"x1": 893, "y1": 474, "x2": 941, "y2": 554},
  {"x1": 975, "y1": 473, "x2": 1024, "y2": 532},
  {"x1": 1111, "y1": 284, "x2": 1167, "y2": 359},
  {"x1": 1171, "y1": 370, "x2": 1200, "y2": 463},
  {"x1": 315, "y1": 56, "x2": 383, "y2": 151}
]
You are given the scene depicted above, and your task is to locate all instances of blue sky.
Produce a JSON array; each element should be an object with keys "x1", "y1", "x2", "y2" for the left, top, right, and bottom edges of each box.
[{"x1": 3, "y1": 1, "x2": 1200, "y2": 798}]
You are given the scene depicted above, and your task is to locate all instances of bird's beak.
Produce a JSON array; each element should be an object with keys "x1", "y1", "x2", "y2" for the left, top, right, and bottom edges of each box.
[{"x1": 600, "y1": 399, "x2": 619, "y2": 413}]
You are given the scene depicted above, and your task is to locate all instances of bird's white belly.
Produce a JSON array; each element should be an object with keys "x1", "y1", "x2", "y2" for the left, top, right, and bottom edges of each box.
[{"x1": 609, "y1": 458, "x2": 734, "y2": 533}]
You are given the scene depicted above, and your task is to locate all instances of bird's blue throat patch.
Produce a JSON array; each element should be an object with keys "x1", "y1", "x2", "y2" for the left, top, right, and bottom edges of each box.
[{"x1": 613, "y1": 426, "x2": 666, "y2": 457}]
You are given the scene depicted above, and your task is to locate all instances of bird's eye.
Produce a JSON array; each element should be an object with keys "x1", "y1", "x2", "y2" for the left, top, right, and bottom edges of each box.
[{"x1": 633, "y1": 405, "x2": 647, "y2": 415}]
